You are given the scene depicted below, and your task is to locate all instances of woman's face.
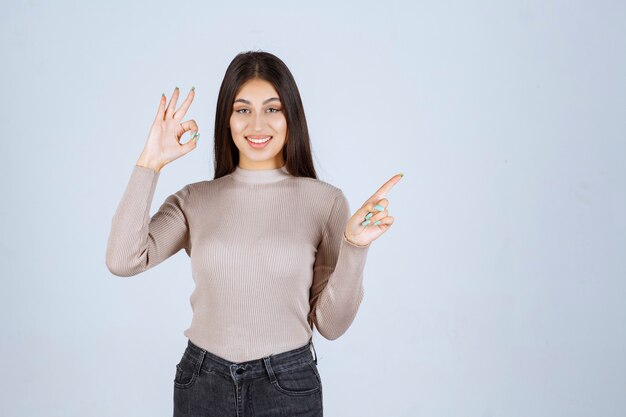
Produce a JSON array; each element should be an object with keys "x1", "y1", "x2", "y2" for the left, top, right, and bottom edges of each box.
[{"x1": 230, "y1": 78, "x2": 287, "y2": 169}]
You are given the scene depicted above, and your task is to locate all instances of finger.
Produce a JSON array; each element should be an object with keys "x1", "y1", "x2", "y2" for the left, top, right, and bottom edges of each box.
[
  {"x1": 362, "y1": 208, "x2": 389, "y2": 226},
  {"x1": 179, "y1": 120, "x2": 199, "y2": 142},
  {"x1": 352, "y1": 198, "x2": 388, "y2": 223},
  {"x1": 359, "y1": 200, "x2": 389, "y2": 225},
  {"x1": 173, "y1": 87, "x2": 195, "y2": 121},
  {"x1": 366, "y1": 173, "x2": 403, "y2": 204},
  {"x1": 360, "y1": 198, "x2": 389, "y2": 216},
  {"x1": 178, "y1": 120, "x2": 200, "y2": 156},
  {"x1": 154, "y1": 93, "x2": 166, "y2": 123},
  {"x1": 376, "y1": 215, "x2": 394, "y2": 231},
  {"x1": 182, "y1": 132, "x2": 199, "y2": 154},
  {"x1": 165, "y1": 86, "x2": 180, "y2": 119}
]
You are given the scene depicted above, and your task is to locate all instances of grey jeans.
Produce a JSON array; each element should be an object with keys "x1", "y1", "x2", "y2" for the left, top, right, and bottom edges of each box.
[{"x1": 173, "y1": 338, "x2": 323, "y2": 417}]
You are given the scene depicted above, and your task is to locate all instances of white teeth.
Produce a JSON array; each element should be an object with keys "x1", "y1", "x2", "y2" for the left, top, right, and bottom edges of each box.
[{"x1": 246, "y1": 136, "x2": 272, "y2": 143}]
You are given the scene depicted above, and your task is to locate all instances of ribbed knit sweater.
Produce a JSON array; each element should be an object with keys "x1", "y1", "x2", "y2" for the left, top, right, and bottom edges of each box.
[{"x1": 105, "y1": 163, "x2": 370, "y2": 362}]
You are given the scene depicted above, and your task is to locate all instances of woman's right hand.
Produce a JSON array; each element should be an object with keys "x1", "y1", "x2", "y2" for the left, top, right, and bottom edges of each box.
[{"x1": 136, "y1": 86, "x2": 199, "y2": 172}]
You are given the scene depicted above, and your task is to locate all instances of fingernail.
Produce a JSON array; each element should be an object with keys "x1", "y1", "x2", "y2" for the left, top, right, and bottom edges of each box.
[
  {"x1": 399, "y1": 172, "x2": 404, "y2": 177},
  {"x1": 175, "y1": 86, "x2": 179, "y2": 90},
  {"x1": 374, "y1": 205, "x2": 385, "y2": 211},
  {"x1": 191, "y1": 86, "x2": 195, "y2": 92},
  {"x1": 361, "y1": 220, "x2": 371, "y2": 226},
  {"x1": 374, "y1": 220, "x2": 381, "y2": 226},
  {"x1": 365, "y1": 212, "x2": 373, "y2": 220},
  {"x1": 195, "y1": 133, "x2": 200, "y2": 142}
]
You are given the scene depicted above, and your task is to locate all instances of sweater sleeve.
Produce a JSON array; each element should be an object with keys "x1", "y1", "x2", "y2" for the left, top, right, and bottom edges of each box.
[
  {"x1": 308, "y1": 189, "x2": 371, "y2": 340},
  {"x1": 105, "y1": 165, "x2": 191, "y2": 277}
]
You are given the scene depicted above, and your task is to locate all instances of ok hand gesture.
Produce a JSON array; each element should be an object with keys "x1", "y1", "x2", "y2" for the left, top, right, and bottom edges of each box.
[
  {"x1": 136, "y1": 86, "x2": 200, "y2": 172},
  {"x1": 344, "y1": 173, "x2": 404, "y2": 247}
]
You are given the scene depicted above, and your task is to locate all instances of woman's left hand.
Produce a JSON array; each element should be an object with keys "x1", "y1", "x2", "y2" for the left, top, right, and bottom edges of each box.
[{"x1": 344, "y1": 173, "x2": 404, "y2": 247}]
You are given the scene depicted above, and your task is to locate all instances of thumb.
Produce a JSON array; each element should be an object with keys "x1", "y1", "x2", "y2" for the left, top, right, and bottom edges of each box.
[{"x1": 185, "y1": 132, "x2": 200, "y2": 152}]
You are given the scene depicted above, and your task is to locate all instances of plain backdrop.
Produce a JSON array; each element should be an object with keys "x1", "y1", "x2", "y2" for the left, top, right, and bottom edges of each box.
[{"x1": 1, "y1": 0, "x2": 625, "y2": 416}]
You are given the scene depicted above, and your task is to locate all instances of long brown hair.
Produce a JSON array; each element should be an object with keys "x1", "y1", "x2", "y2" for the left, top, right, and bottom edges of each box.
[{"x1": 212, "y1": 50, "x2": 317, "y2": 180}]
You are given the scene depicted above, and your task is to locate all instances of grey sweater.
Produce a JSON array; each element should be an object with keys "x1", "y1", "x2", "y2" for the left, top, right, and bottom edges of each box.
[{"x1": 105, "y1": 163, "x2": 370, "y2": 362}]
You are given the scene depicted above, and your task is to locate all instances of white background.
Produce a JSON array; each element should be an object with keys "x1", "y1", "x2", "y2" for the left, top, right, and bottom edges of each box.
[{"x1": 1, "y1": 0, "x2": 625, "y2": 416}]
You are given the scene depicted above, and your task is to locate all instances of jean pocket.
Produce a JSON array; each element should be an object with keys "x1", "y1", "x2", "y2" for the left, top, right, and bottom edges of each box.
[
  {"x1": 270, "y1": 361, "x2": 322, "y2": 397},
  {"x1": 173, "y1": 353, "x2": 199, "y2": 390}
]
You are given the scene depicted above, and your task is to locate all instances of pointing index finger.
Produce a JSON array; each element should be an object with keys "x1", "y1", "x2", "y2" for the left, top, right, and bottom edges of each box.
[{"x1": 367, "y1": 173, "x2": 403, "y2": 203}]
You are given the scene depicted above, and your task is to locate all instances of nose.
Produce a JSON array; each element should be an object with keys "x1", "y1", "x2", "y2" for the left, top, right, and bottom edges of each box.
[{"x1": 252, "y1": 111, "x2": 266, "y2": 131}]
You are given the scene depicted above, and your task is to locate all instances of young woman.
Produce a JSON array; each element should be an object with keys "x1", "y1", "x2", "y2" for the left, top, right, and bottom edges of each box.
[{"x1": 106, "y1": 51, "x2": 402, "y2": 417}]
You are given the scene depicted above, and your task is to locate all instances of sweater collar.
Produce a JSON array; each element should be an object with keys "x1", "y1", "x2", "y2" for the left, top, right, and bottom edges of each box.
[{"x1": 231, "y1": 164, "x2": 292, "y2": 184}]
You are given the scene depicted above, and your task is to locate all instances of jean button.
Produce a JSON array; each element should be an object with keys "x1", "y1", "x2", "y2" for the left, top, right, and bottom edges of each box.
[{"x1": 236, "y1": 367, "x2": 245, "y2": 374}]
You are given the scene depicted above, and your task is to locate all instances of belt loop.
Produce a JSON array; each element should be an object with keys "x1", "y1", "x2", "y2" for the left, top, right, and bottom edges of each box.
[
  {"x1": 263, "y1": 356, "x2": 277, "y2": 383},
  {"x1": 195, "y1": 349, "x2": 206, "y2": 376},
  {"x1": 309, "y1": 336, "x2": 317, "y2": 365}
]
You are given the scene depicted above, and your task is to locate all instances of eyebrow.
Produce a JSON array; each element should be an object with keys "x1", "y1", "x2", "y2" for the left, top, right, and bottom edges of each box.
[{"x1": 233, "y1": 97, "x2": 281, "y2": 105}]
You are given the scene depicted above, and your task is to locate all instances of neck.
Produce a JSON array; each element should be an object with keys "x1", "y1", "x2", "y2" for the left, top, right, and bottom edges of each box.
[{"x1": 231, "y1": 163, "x2": 292, "y2": 184}]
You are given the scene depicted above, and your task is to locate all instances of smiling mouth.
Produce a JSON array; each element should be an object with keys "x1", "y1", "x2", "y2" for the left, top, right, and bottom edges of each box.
[{"x1": 245, "y1": 136, "x2": 273, "y2": 144}]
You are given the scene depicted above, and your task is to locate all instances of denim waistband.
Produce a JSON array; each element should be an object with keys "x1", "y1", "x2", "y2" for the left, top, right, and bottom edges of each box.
[{"x1": 182, "y1": 338, "x2": 318, "y2": 381}]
